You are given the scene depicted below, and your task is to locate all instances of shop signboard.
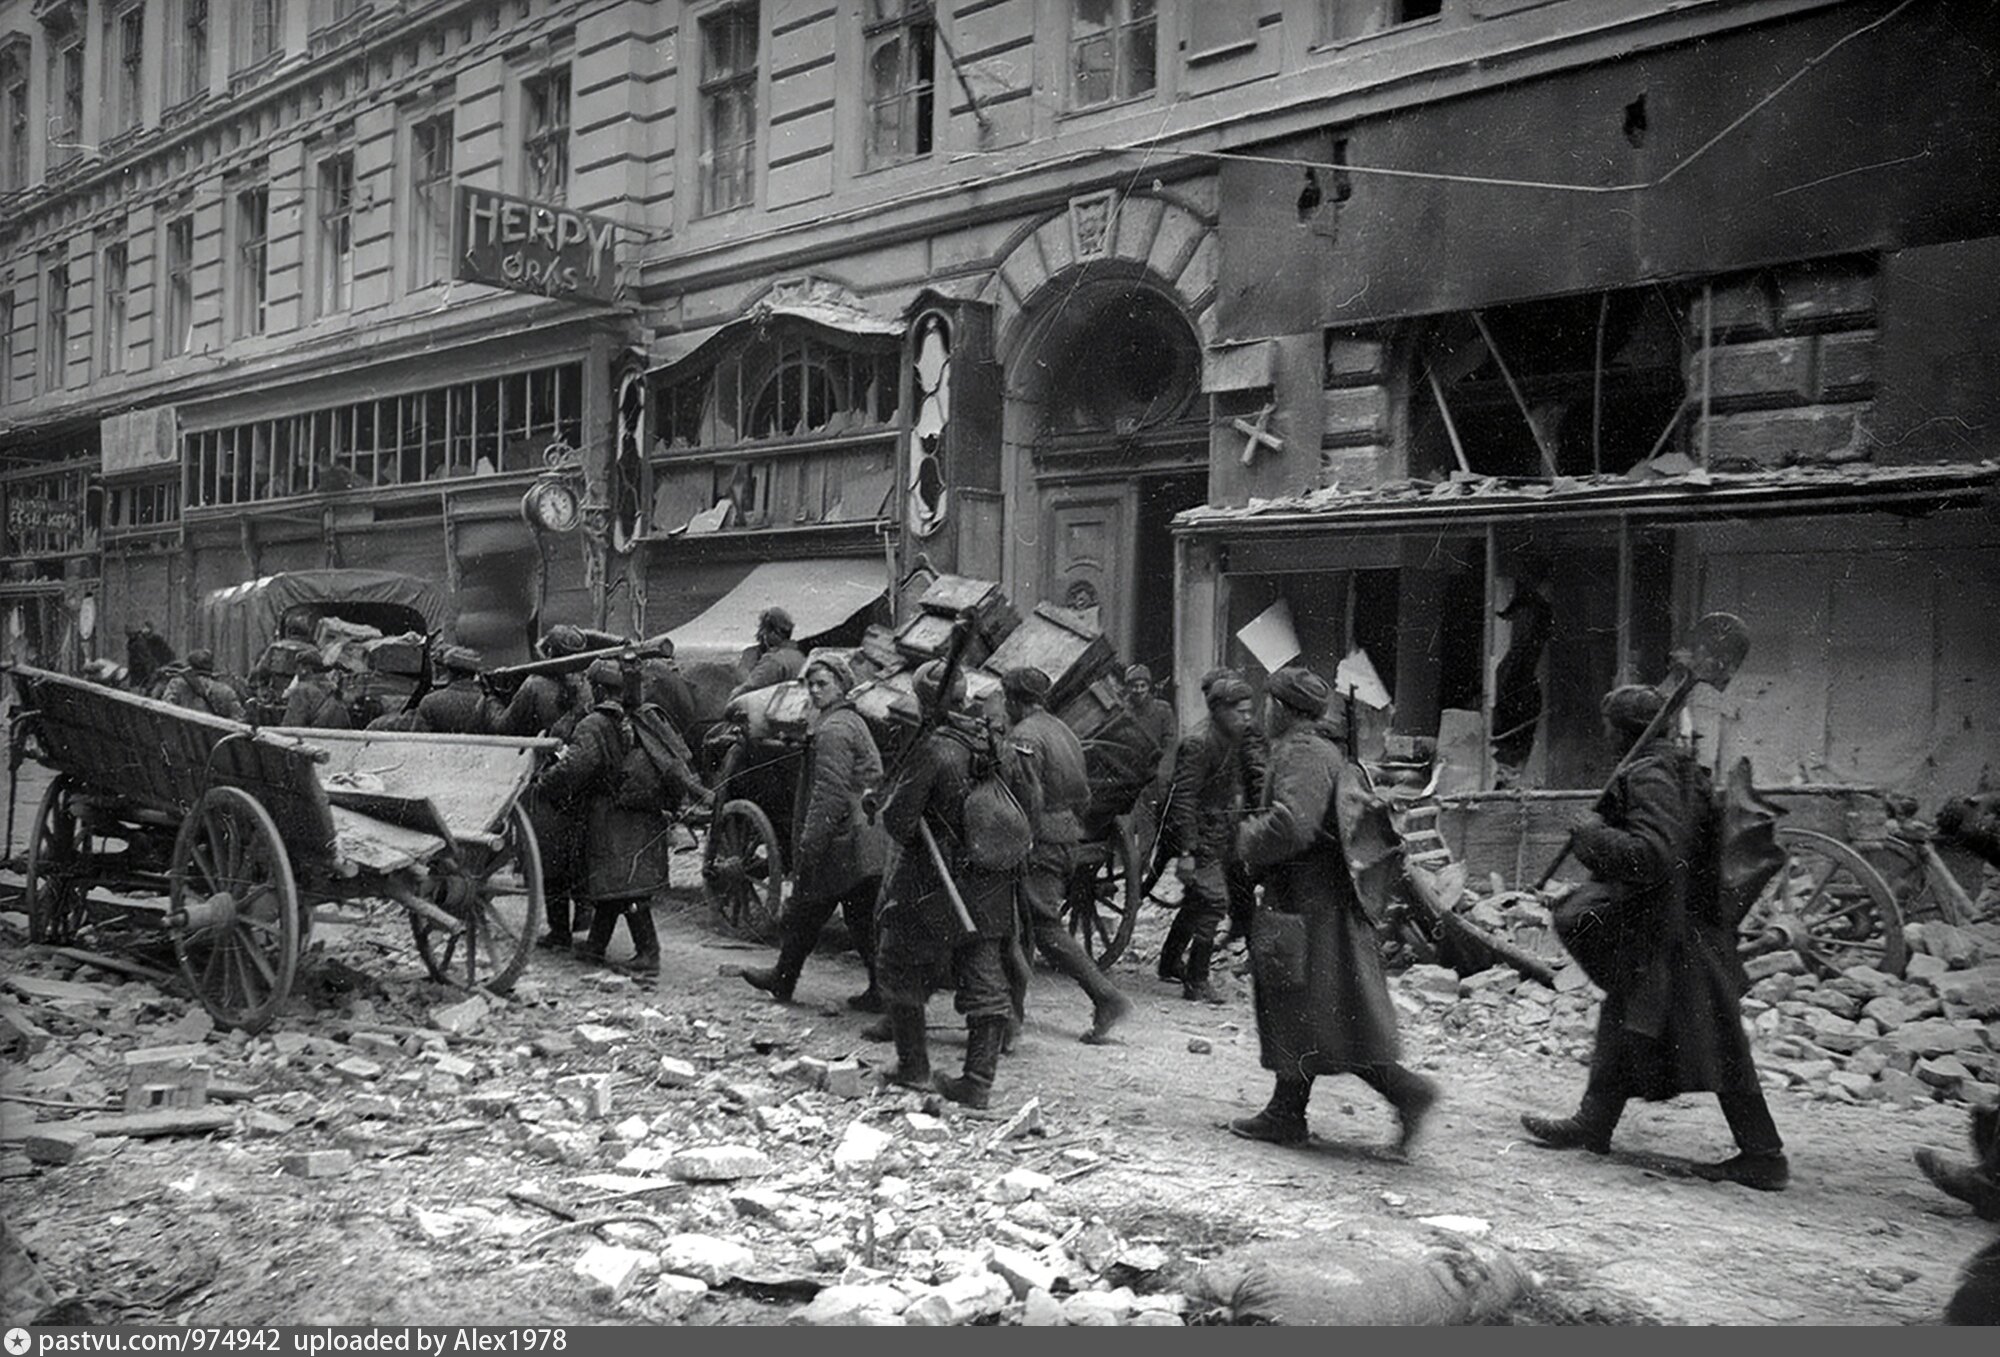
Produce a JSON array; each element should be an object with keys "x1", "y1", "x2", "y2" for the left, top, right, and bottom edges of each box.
[{"x1": 455, "y1": 186, "x2": 621, "y2": 304}]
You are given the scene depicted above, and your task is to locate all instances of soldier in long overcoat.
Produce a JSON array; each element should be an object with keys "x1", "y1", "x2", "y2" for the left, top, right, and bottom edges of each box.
[
  {"x1": 1521, "y1": 683, "x2": 1787, "y2": 1190},
  {"x1": 500, "y1": 626, "x2": 594, "y2": 947},
  {"x1": 1229, "y1": 667, "x2": 1439, "y2": 1155},
  {"x1": 741, "y1": 653, "x2": 888, "y2": 1007},
  {"x1": 875, "y1": 660, "x2": 1020, "y2": 1109}
]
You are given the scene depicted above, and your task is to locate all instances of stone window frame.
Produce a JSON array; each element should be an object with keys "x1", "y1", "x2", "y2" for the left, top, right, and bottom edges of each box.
[
  {"x1": 860, "y1": 0, "x2": 937, "y2": 172},
  {"x1": 692, "y1": 0, "x2": 760, "y2": 217}
]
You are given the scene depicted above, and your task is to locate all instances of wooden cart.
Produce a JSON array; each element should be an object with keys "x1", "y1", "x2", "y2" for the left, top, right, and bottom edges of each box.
[{"x1": 8, "y1": 664, "x2": 551, "y2": 1032}]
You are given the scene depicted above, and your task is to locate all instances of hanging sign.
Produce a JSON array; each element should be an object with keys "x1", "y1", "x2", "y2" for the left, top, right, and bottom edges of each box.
[{"x1": 456, "y1": 186, "x2": 621, "y2": 303}]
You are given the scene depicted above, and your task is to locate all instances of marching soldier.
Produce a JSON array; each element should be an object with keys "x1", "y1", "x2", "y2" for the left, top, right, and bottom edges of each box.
[
  {"x1": 158, "y1": 649, "x2": 246, "y2": 721},
  {"x1": 500, "y1": 625, "x2": 595, "y2": 948},
  {"x1": 281, "y1": 652, "x2": 351, "y2": 729},
  {"x1": 417, "y1": 645, "x2": 502, "y2": 734},
  {"x1": 498, "y1": 626, "x2": 592, "y2": 741},
  {"x1": 1159, "y1": 673, "x2": 1258, "y2": 1001}
]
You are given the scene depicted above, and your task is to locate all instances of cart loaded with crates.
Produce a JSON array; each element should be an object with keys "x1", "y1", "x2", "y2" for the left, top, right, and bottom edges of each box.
[
  {"x1": 5, "y1": 663, "x2": 551, "y2": 1033},
  {"x1": 698, "y1": 571, "x2": 1165, "y2": 967}
]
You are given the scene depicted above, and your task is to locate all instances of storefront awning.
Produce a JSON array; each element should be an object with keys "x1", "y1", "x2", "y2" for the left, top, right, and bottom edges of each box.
[
  {"x1": 1173, "y1": 459, "x2": 2000, "y2": 537},
  {"x1": 648, "y1": 299, "x2": 906, "y2": 381},
  {"x1": 666, "y1": 558, "x2": 888, "y2": 657}
]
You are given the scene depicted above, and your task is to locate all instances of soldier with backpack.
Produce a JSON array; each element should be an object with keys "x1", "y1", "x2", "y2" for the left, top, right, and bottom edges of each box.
[
  {"x1": 158, "y1": 649, "x2": 246, "y2": 721},
  {"x1": 1520, "y1": 683, "x2": 1788, "y2": 1191},
  {"x1": 538, "y1": 656, "x2": 707, "y2": 979}
]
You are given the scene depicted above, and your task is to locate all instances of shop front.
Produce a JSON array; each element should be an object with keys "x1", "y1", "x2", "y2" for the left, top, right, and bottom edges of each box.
[{"x1": 0, "y1": 435, "x2": 101, "y2": 674}]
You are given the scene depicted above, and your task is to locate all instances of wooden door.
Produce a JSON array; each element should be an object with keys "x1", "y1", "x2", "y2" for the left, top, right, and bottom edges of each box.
[{"x1": 1042, "y1": 485, "x2": 1137, "y2": 658}]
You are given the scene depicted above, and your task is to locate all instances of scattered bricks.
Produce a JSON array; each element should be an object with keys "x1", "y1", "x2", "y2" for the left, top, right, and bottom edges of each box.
[
  {"x1": 574, "y1": 1023, "x2": 629, "y2": 1053},
  {"x1": 1745, "y1": 951, "x2": 1808, "y2": 982},
  {"x1": 1807, "y1": 989, "x2": 1864, "y2": 1021},
  {"x1": 531, "y1": 1033, "x2": 577, "y2": 1059},
  {"x1": 1829, "y1": 1071, "x2": 1876, "y2": 1099},
  {"x1": 652, "y1": 1273, "x2": 708, "y2": 1321},
  {"x1": 428, "y1": 1053, "x2": 477, "y2": 1081},
  {"x1": 1022, "y1": 1287, "x2": 1065, "y2": 1327},
  {"x1": 1816, "y1": 330, "x2": 1877, "y2": 400},
  {"x1": 722, "y1": 1081, "x2": 783, "y2": 1109},
  {"x1": 430, "y1": 994, "x2": 490, "y2": 1036},
  {"x1": 1748, "y1": 974, "x2": 1797, "y2": 1004},
  {"x1": 1693, "y1": 337, "x2": 1814, "y2": 407},
  {"x1": 1908, "y1": 922, "x2": 1984, "y2": 970},
  {"x1": 668, "y1": 1144, "x2": 772, "y2": 1182},
  {"x1": 1862, "y1": 996, "x2": 1912, "y2": 1031},
  {"x1": 1905, "y1": 954, "x2": 1950, "y2": 983},
  {"x1": 1916, "y1": 1055, "x2": 1972, "y2": 1091},
  {"x1": 905, "y1": 1272, "x2": 1012, "y2": 1326},
  {"x1": 333, "y1": 1056, "x2": 383, "y2": 1083},
  {"x1": 832, "y1": 1121, "x2": 892, "y2": 1171},
  {"x1": 658, "y1": 1234, "x2": 754, "y2": 1287},
  {"x1": 348, "y1": 1094, "x2": 401, "y2": 1120},
  {"x1": 1187, "y1": 1038, "x2": 1213, "y2": 1055},
  {"x1": 555, "y1": 1073, "x2": 614, "y2": 1120},
  {"x1": 1932, "y1": 964, "x2": 2000, "y2": 1021},
  {"x1": 347, "y1": 1032, "x2": 404, "y2": 1060},
  {"x1": 463, "y1": 1090, "x2": 517, "y2": 1116},
  {"x1": 575, "y1": 1243, "x2": 656, "y2": 1304},
  {"x1": 271, "y1": 1032, "x2": 311, "y2": 1058},
  {"x1": 809, "y1": 1236, "x2": 851, "y2": 1270},
  {"x1": 241, "y1": 1110, "x2": 295, "y2": 1136},
  {"x1": 991, "y1": 1098, "x2": 1045, "y2": 1144},
  {"x1": 1701, "y1": 407, "x2": 1867, "y2": 469},
  {"x1": 989, "y1": 1246, "x2": 1059, "y2": 1300},
  {"x1": 657, "y1": 1057, "x2": 701, "y2": 1089},
  {"x1": 1776, "y1": 263, "x2": 1877, "y2": 333},
  {"x1": 822, "y1": 1060, "x2": 870, "y2": 1100},
  {"x1": 1885, "y1": 1018, "x2": 1986, "y2": 1060},
  {"x1": 1403, "y1": 964, "x2": 1461, "y2": 1000},
  {"x1": 797, "y1": 1283, "x2": 911, "y2": 1325},
  {"x1": 281, "y1": 1149, "x2": 356, "y2": 1179},
  {"x1": 636, "y1": 1007, "x2": 675, "y2": 1036},
  {"x1": 24, "y1": 1128, "x2": 98, "y2": 1165},
  {"x1": 122, "y1": 1047, "x2": 212, "y2": 1114},
  {"x1": 903, "y1": 1112, "x2": 950, "y2": 1143}
]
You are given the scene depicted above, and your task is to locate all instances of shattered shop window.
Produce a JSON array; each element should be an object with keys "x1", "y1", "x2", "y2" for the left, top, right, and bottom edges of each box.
[{"x1": 660, "y1": 331, "x2": 899, "y2": 449}]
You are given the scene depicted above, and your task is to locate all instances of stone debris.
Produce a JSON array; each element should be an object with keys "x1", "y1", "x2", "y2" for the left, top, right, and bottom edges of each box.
[
  {"x1": 668, "y1": 1144, "x2": 772, "y2": 1182},
  {"x1": 574, "y1": 1243, "x2": 657, "y2": 1303},
  {"x1": 657, "y1": 1233, "x2": 754, "y2": 1287},
  {"x1": 832, "y1": 1120, "x2": 892, "y2": 1171},
  {"x1": 429, "y1": 994, "x2": 490, "y2": 1036},
  {"x1": 657, "y1": 1056, "x2": 702, "y2": 1088},
  {"x1": 280, "y1": 1149, "x2": 355, "y2": 1179},
  {"x1": 651, "y1": 1273, "x2": 709, "y2": 1320}
]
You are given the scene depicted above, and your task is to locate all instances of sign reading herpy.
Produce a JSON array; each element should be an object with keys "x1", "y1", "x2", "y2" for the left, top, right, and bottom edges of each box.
[{"x1": 456, "y1": 186, "x2": 621, "y2": 303}]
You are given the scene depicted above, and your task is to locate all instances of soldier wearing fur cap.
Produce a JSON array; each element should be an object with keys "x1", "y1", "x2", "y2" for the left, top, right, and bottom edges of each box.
[
  {"x1": 1229, "y1": 665, "x2": 1440, "y2": 1157},
  {"x1": 1160, "y1": 671, "x2": 1259, "y2": 1002},
  {"x1": 417, "y1": 644, "x2": 503, "y2": 735}
]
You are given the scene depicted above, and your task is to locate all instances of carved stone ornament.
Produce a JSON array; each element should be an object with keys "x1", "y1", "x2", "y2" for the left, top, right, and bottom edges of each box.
[{"x1": 1069, "y1": 190, "x2": 1119, "y2": 261}]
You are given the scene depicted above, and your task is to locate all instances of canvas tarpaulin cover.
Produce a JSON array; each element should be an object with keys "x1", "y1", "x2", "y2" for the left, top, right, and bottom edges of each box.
[{"x1": 196, "y1": 570, "x2": 450, "y2": 679}]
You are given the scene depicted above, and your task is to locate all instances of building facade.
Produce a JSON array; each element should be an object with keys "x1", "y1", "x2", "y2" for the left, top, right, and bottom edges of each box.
[{"x1": 5, "y1": 0, "x2": 1996, "y2": 827}]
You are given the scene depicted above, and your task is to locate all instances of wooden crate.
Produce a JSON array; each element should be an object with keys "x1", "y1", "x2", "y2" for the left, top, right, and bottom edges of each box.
[
  {"x1": 917, "y1": 573, "x2": 1022, "y2": 651},
  {"x1": 981, "y1": 604, "x2": 1117, "y2": 714}
]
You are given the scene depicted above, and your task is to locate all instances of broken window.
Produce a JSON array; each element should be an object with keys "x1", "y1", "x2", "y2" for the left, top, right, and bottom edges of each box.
[
  {"x1": 1071, "y1": 0, "x2": 1155, "y2": 109},
  {"x1": 659, "y1": 327, "x2": 899, "y2": 450},
  {"x1": 524, "y1": 66, "x2": 571, "y2": 204},
  {"x1": 864, "y1": 1, "x2": 935, "y2": 168},
  {"x1": 698, "y1": 5, "x2": 758, "y2": 214},
  {"x1": 1041, "y1": 284, "x2": 1200, "y2": 436}
]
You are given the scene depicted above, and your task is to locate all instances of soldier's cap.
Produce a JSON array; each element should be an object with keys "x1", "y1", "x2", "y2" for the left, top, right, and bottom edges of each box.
[
  {"x1": 585, "y1": 657, "x2": 626, "y2": 688},
  {"x1": 539, "y1": 625, "x2": 587, "y2": 658},
  {"x1": 294, "y1": 649, "x2": 330, "y2": 672},
  {"x1": 1125, "y1": 663, "x2": 1153, "y2": 685},
  {"x1": 438, "y1": 645, "x2": 484, "y2": 674},
  {"x1": 1267, "y1": 666, "x2": 1333, "y2": 718},
  {"x1": 805, "y1": 653, "x2": 855, "y2": 694},
  {"x1": 759, "y1": 607, "x2": 794, "y2": 639},
  {"x1": 1600, "y1": 683, "x2": 1666, "y2": 735},
  {"x1": 1201, "y1": 666, "x2": 1244, "y2": 696},
  {"x1": 186, "y1": 648, "x2": 216, "y2": 673},
  {"x1": 1001, "y1": 666, "x2": 1053, "y2": 705},
  {"x1": 913, "y1": 659, "x2": 966, "y2": 710},
  {"x1": 1206, "y1": 676, "x2": 1255, "y2": 708}
]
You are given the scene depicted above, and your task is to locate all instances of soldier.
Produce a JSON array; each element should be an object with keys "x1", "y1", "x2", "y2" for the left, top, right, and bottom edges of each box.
[
  {"x1": 1230, "y1": 666, "x2": 1439, "y2": 1156},
  {"x1": 1519, "y1": 684, "x2": 1787, "y2": 1190},
  {"x1": 417, "y1": 645, "x2": 502, "y2": 734},
  {"x1": 158, "y1": 649, "x2": 247, "y2": 720},
  {"x1": 637, "y1": 634, "x2": 701, "y2": 741},
  {"x1": 740, "y1": 653, "x2": 888, "y2": 1008},
  {"x1": 281, "y1": 652, "x2": 351, "y2": 728},
  {"x1": 1158, "y1": 673, "x2": 1257, "y2": 1001},
  {"x1": 500, "y1": 626, "x2": 595, "y2": 948},
  {"x1": 537, "y1": 658, "x2": 703, "y2": 979},
  {"x1": 1002, "y1": 665, "x2": 1132, "y2": 1045},
  {"x1": 731, "y1": 607, "x2": 806, "y2": 698},
  {"x1": 498, "y1": 626, "x2": 592, "y2": 741},
  {"x1": 875, "y1": 660, "x2": 1021, "y2": 1109}
]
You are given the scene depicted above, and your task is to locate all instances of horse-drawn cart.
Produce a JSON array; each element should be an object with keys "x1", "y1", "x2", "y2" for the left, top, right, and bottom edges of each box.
[{"x1": 7, "y1": 663, "x2": 551, "y2": 1032}]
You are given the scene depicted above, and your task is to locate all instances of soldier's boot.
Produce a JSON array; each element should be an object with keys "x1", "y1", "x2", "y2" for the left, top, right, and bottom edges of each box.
[
  {"x1": 885, "y1": 1005, "x2": 931, "y2": 1091},
  {"x1": 1520, "y1": 1091, "x2": 1623, "y2": 1154},
  {"x1": 859, "y1": 1013, "x2": 894, "y2": 1043},
  {"x1": 539, "y1": 896, "x2": 573, "y2": 950},
  {"x1": 623, "y1": 904, "x2": 662, "y2": 980},
  {"x1": 840, "y1": 893, "x2": 884, "y2": 1013},
  {"x1": 934, "y1": 1018, "x2": 1005, "y2": 1110},
  {"x1": 1181, "y1": 940, "x2": 1223, "y2": 1004},
  {"x1": 1157, "y1": 908, "x2": 1196, "y2": 983},
  {"x1": 1229, "y1": 1075, "x2": 1312, "y2": 1146},
  {"x1": 1362, "y1": 1062, "x2": 1442, "y2": 1158},
  {"x1": 1034, "y1": 925, "x2": 1132, "y2": 1045},
  {"x1": 740, "y1": 931, "x2": 813, "y2": 1003},
  {"x1": 573, "y1": 905, "x2": 619, "y2": 966}
]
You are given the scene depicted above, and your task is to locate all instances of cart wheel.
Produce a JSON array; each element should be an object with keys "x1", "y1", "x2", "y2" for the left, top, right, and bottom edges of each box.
[
  {"x1": 1741, "y1": 827, "x2": 1907, "y2": 978},
  {"x1": 25, "y1": 776, "x2": 96, "y2": 945},
  {"x1": 703, "y1": 798, "x2": 784, "y2": 942},
  {"x1": 169, "y1": 786, "x2": 301, "y2": 1034},
  {"x1": 1065, "y1": 815, "x2": 1143, "y2": 970},
  {"x1": 412, "y1": 802, "x2": 543, "y2": 995}
]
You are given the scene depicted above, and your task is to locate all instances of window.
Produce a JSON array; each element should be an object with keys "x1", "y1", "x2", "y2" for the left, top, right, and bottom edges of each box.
[
  {"x1": 242, "y1": 0, "x2": 283, "y2": 68},
  {"x1": 409, "y1": 111, "x2": 454, "y2": 290},
  {"x1": 1070, "y1": 0, "x2": 1155, "y2": 108},
  {"x1": 171, "y1": 0, "x2": 211, "y2": 104},
  {"x1": 1320, "y1": 0, "x2": 1443, "y2": 45},
  {"x1": 233, "y1": 184, "x2": 270, "y2": 338},
  {"x1": 2, "y1": 45, "x2": 28, "y2": 190},
  {"x1": 523, "y1": 68, "x2": 570, "y2": 204},
  {"x1": 697, "y1": 5, "x2": 757, "y2": 214},
  {"x1": 315, "y1": 152, "x2": 355, "y2": 316},
  {"x1": 49, "y1": 33, "x2": 86, "y2": 166},
  {"x1": 1187, "y1": 5, "x2": 1255, "y2": 56},
  {"x1": 864, "y1": 1, "x2": 934, "y2": 169},
  {"x1": 0, "y1": 292, "x2": 14, "y2": 403},
  {"x1": 182, "y1": 362, "x2": 584, "y2": 508},
  {"x1": 107, "y1": 478, "x2": 179, "y2": 532},
  {"x1": 162, "y1": 213, "x2": 194, "y2": 357},
  {"x1": 42, "y1": 252, "x2": 70, "y2": 392},
  {"x1": 111, "y1": 4, "x2": 146, "y2": 134},
  {"x1": 100, "y1": 240, "x2": 128, "y2": 374},
  {"x1": 660, "y1": 328, "x2": 900, "y2": 449}
]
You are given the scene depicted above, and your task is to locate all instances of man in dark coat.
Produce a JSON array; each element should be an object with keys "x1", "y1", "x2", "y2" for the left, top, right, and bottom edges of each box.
[
  {"x1": 741, "y1": 653, "x2": 888, "y2": 1008},
  {"x1": 731, "y1": 607, "x2": 807, "y2": 698},
  {"x1": 500, "y1": 626, "x2": 594, "y2": 948},
  {"x1": 1159, "y1": 673, "x2": 1257, "y2": 1001},
  {"x1": 1229, "y1": 667, "x2": 1439, "y2": 1155},
  {"x1": 159, "y1": 649, "x2": 246, "y2": 720},
  {"x1": 418, "y1": 646, "x2": 502, "y2": 735},
  {"x1": 498, "y1": 626, "x2": 592, "y2": 741},
  {"x1": 537, "y1": 658, "x2": 704, "y2": 978},
  {"x1": 1521, "y1": 683, "x2": 1787, "y2": 1190},
  {"x1": 280, "y1": 653, "x2": 351, "y2": 729},
  {"x1": 875, "y1": 659, "x2": 1020, "y2": 1109},
  {"x1": 636, "y1": 634, "x2": 702, "y2": 741},
  {"x1": 1000, "y1": 666, "x2": 1132, "y2": 1044}
]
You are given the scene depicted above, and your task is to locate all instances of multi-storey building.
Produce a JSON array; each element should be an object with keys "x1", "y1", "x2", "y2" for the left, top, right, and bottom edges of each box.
[{"x1": 4, "y1": 1, "x2": 1995, "y2": 837}]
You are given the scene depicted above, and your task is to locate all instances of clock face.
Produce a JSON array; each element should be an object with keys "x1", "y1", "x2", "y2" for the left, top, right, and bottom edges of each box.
[{"x1": 522, "y1": 478, "x2": 582, "y2": 533}]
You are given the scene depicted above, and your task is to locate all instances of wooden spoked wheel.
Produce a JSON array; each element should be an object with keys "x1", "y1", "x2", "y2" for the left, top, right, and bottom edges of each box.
[
  {"x1": 169, "y1": 786, "x2": 301, "y2": 1034},
  {"x1": 1064, "y1": 814, "x2": 1143, "y2": 970},
  {"x1": 1741, "y1": 827, "x2": 1907, "y2": 978},
  {"x1": 703, "y1": 798, "x2": 784, "y2": 942},
  {"x1": 412, "y1": 802, "x2": 543, "y2": 994},
  {"x1": 24, "y1": 777, "x2": 96, "y2": 945}
]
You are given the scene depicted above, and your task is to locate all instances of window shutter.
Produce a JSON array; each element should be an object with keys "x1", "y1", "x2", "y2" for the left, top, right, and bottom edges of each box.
[{"x1": 1187, "y1": 4, "x2": 1257, "y2": 55}]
